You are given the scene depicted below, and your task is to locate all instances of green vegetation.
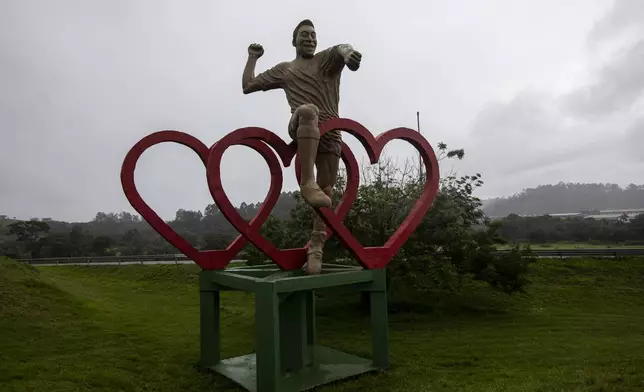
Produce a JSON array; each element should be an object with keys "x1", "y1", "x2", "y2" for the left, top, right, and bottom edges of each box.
[
  {"x1": 484, "y1": 182, "x2": 644, "y2": 217},
  {"x1": 3, "y1": 142, "x2": 536, "y2": 299},
  {"x1": 498, "y1": 213, "x2": 644, "y2": 245},
  {"x1": 2, "y1": 143, "x2": 642, "y2": 391},
  {"x1": 2, "y1": 256, "x2": 643, "y2": 391},
  {"x1": 3, "y1": 182, "x2": 644, "y2": 261},
  {"x1": 497, "y1": 242, "x2": 644, "y2": 250}
]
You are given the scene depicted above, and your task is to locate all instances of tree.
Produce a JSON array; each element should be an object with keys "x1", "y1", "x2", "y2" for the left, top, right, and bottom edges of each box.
[
  {"x1": 93, "y1": 212, "x2": 109, "y2": 223},
  {"x1": 282, "y1": 141, "x2": 534, "y2": 309},
  {"x1": 204, "y1": 204, "x2": 219, "y2": 218},
  {"x1": 92, "y1": 235, "x2": 114, "y2": 256},
  {"x1": 201, "y1": 234, "x2": 230, "y2": 250},
  {"x1": 7, "y1": 220, "x2": 50, "y2": 257},
  {"x1": 68, "y1": 225, "x2": 92, "y2": 256},
  {"x1": 245, "y1": 215, "x2": 285, "y2": 265},
  {"x1": 120, "y1": 229, "x2": 145, "y2": 255},
  {"x1": 40, "y1": 233, "x2": 75, "y2": 257},
  {"x1": 7, "y1": 220, "x2": 50, "y2": 243}
]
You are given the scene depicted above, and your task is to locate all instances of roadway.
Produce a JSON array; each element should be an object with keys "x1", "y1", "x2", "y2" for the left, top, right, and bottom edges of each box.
[{"x1": 18, "y1": 248, "x2": 644, "y2": 267}]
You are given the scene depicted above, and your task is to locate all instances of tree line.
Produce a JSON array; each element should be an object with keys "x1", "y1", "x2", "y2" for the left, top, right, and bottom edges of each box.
[
  {"x1": 484, "y1": 182, "x2": 644, "y2": 217},
  {"x1": 2, "y1": 142, "x2": 539, "y2": 305},
  {"x1": 0, "y1": 193, "x2": 297, "y2": 259},
  {"x1": 2, "y1": 188, "x2": 642, "y2": 261},
  {"x1": 3, "y1": 141, "x2": 644, "y2": 302},
  {"x1": 500, "y1": 213, "x2": 644, "y2": 244}
]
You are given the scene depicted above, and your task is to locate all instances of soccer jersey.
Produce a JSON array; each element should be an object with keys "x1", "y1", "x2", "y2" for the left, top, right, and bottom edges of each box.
[{"x1": 250, "y1": 45, "x2": 345, "y2": 156}]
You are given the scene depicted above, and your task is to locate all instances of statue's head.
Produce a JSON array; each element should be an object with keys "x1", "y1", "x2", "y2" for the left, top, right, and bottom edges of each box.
[{"x1": 292, "y1": 19, "x2": 317, "y2": 59}]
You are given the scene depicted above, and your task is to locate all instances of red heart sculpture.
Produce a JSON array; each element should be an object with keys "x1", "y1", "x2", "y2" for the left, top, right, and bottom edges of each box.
[
  {"x1": 120, "y1": 130, "x2": 283, "y2": 270},
  {"x1": 206, "y1": 126, "x2": 359, "y2": 270},
  {"x1": 314, "y1": 118, "x2": 440, "y2": 269},
  {"x1": 293, "y1": 148, "x2": 360, "y2": 245}
]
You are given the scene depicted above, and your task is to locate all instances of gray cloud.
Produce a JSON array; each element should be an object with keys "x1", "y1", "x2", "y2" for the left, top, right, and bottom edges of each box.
[
  {"x1": 562, "y1": 40, "x2": 644, "y2": 118},
  {"x1": 1, "y1": 0, "x2": 641, "y2": 221},
  {"x1": 624, "y1": 117, "x2": 644, "y2": 161},
  {"x1": 588, "y1": 0, "x2": 644, "y2": 43},
  {"x1": 462, "y1": 0, "x2": 644, "y2": 199}
]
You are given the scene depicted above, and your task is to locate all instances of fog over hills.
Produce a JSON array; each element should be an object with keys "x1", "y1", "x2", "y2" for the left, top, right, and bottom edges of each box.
[{"x1": 482, "y1": 183, "x2": 644, "y2": 217}]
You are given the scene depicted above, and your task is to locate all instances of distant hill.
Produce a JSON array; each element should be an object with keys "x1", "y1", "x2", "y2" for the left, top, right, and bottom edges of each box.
[{"x1": 483, "y1": 183, "x2": 644, "y2": 217}]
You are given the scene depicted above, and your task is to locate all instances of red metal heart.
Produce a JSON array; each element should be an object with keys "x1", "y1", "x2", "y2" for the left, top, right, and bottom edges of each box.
[
  {"x1": 291, "y1": 147, "x2": 359, "y2": 245},
  {"x1": 206, "y1": 126, "x2": 359, "y2": 270},
  {"x1": 120, "y1": 130, "x2": 283, "y2": 270},
  {"x1": 314, "y1": 118, "x2": 440, "y2": 269}
]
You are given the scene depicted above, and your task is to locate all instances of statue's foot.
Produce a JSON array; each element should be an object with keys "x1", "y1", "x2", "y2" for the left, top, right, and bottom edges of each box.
[
  {"x1": 306, "y1": 249, "x2": 323, "y2": 275},
  {"x1": 306, "y1": 230, "x2": 326, "y2": 275},
  {"x1": 300, "y1": 183, "x2": 332, "y2": 208}
]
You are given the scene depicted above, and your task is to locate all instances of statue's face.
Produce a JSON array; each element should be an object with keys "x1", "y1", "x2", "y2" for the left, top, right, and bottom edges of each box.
[{"x1": 295, "y1": 25, "x2": 317, "y2": 58}]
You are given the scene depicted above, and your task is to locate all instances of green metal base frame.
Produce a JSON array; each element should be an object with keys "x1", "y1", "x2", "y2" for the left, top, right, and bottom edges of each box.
[
  {"x1": 199, "y1": 263, "x2": 389, "y2": 392},
  {"x1": 213, "y1": 346, "x2": 376, "y2": 392}
]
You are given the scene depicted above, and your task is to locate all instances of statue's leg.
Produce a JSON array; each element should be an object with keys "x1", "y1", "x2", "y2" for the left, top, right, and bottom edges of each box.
[
  {"x1": 289, "y1": 104, "x2": 332, "y2": 208},
  {"x1": 306, "y1": 133, "x2": 341, "y2": 275}
]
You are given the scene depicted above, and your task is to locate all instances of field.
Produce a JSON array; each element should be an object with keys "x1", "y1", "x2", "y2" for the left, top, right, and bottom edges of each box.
[{"x1": 1, "y1": 257, "x2": 644, "y2": 391}]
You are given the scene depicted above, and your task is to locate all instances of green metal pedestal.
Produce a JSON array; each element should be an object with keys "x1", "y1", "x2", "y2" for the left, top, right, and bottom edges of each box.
[{"x1": 199, "y1": 264, "x2": 389, "y2": 392}]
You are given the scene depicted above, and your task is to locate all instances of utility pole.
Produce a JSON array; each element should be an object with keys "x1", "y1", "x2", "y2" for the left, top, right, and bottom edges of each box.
[{"x1": 416, "y1": 111, "x2": 422, "y2": 181}]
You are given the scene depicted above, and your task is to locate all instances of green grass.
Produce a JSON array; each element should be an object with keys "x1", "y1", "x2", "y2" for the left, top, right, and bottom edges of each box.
[{"x1": 1, "y1": 257, "x2": 644, "y2": 391}]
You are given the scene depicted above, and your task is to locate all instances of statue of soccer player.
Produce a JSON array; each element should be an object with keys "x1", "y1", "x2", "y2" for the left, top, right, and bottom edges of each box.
[{"x1": 242, "y1": 19, "x2": 362, "y2": 274}]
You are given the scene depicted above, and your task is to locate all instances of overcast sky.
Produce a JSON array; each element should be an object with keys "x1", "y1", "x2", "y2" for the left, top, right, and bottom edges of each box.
[{"x1": 1, "y1": 0, "x2": 643, "y2": 222}]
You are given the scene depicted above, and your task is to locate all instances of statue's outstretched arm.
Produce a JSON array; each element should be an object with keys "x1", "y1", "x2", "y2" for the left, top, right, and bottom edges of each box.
[
  {"x1": 321, "y1": 44, "x2": 361, "y2": 74},
  {"x1": 337, "y1": 44, "x2": 362, "y2": 71}
]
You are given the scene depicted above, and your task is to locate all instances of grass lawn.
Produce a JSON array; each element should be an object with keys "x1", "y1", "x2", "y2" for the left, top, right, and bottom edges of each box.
[{"x1": 1, "y1": 257, "x2": 644, "y2": 391}]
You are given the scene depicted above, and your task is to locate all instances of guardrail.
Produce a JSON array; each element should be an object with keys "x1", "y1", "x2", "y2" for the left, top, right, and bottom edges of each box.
[
  {"x1": 17, "y1": 254, "x2": 246, "y2": 266},
  {"x1": 15, "y1": 248, "x2": 644, "y2": 266},
  {"x1": 498, "y1": 248, "x2": 644, "y2": 258},
  {"x1": 18, "y1": 254, "x2": 189, "y2": 266}
]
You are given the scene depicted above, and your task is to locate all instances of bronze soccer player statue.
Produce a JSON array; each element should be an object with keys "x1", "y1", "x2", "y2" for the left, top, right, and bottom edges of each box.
[{"x1": 242, "y1": 19, "x2": 362, "y2": 274}]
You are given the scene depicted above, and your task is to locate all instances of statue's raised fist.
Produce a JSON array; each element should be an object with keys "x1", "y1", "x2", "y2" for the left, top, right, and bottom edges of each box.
[
  {"x1": 248, "y1": 43, "x2": 264, "y2": 59},
  {"x1": 344, "y1": 49, "x2": 362, "y2": 71}
]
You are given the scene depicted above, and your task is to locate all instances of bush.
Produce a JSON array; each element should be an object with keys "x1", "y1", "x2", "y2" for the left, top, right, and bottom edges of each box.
[{"x1": 283, "y1": 143, "x2": 535, "y2": 311}]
